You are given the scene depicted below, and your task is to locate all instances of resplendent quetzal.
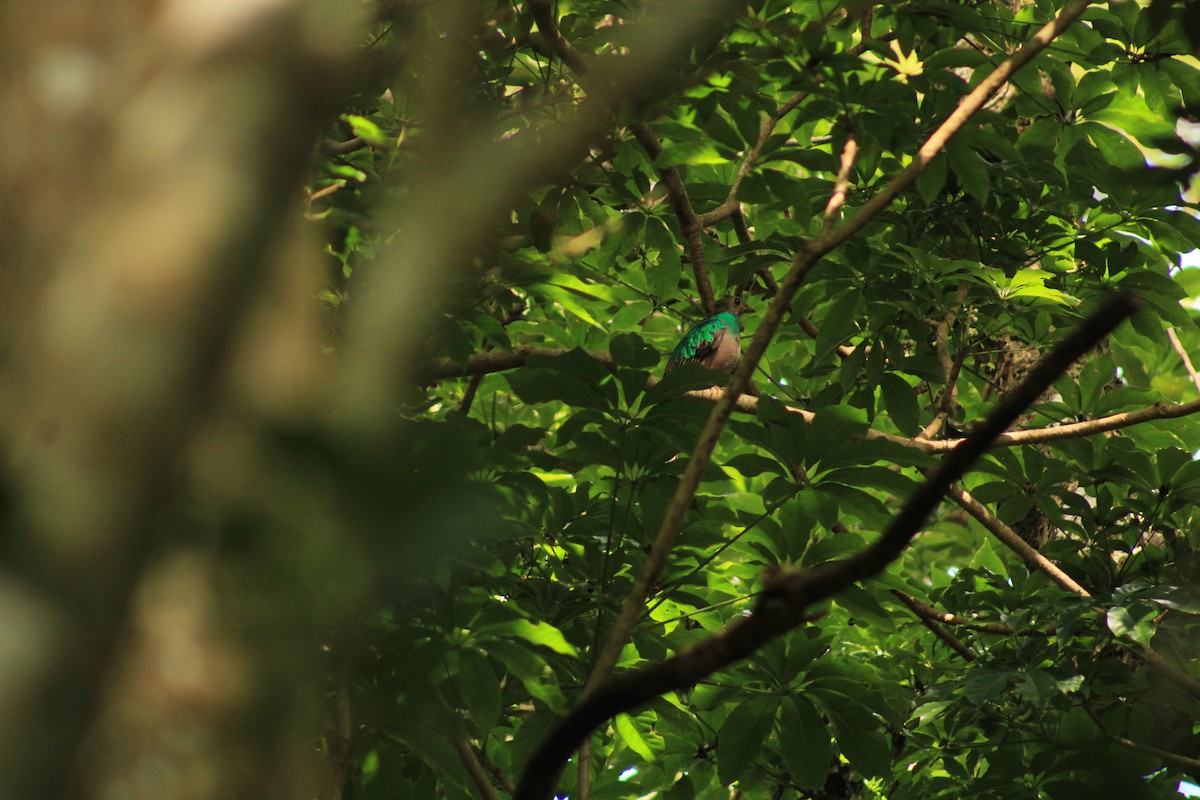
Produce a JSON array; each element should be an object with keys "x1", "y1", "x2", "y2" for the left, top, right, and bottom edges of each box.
[{"x1": 665, "y1": 295, "x2": 753, "y2": 373}]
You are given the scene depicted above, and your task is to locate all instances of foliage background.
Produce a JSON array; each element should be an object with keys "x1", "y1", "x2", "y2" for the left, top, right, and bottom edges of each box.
[{"x1": 2, "y1": 1, "x2": 1200, "y2": 800}]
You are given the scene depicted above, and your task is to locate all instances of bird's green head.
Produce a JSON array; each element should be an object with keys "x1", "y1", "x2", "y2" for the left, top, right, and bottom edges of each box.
[{"x1": 714, "y1": 295, "x2": 753, "y2": 316}]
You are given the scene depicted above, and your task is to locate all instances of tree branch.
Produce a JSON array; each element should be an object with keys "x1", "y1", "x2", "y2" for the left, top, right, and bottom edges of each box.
[
  {"x1": 475, "y1": 745, "x2": 517, "y2": 796},
  {"x1": 528, "y1": 0, "x2": 716, "y2": 311},
  {"x1": 950, "y1": 486, "x2": 1200, "y2": 700},
  {"x1": 1140, "y1": 646, "x2": 1200, "y2": 700},
  {"x1": 321, "y1": 135, "x2": 371, "y2": 154},
  {"x1": 890, "y1": 590, "x2": 1041, "y2": 636},
  {"x1": 1082, "y1": 702, "x2": 1200, "y2": 772},
  {"x1": 452, "y1": 737, "x2": 501, "y2": 800},
  {"x1": 423, "y1": 345, "x2": 1200, "y2": 453},
  {"x1": 1167, "y1": 326, "x2": 1200, "y2": 395},
  {"x1": 432, "y1": 684, "x2": 502, "y2": 800},
  {"x1": 920, "y1": 281, "x2": 970, "y2": 439},
  {"x1": 891, "y1": 591, "x2": 978, "y2": 661},
  {"x1": 630, "y1": 124, "x2": 716, "y2": 312},
  {"x1": 527, "y1": 0, "x2": 590, "y2": 75},
  {"x1": 695, "y1": 89, "x2": 809, "y2": 228},
  {"x1": 820, "y1": 132, "x2": 858, "y2": 233},
  {"x1": 947, "y1": 485, "x2": 1091, "y2": 596},
  {"x1": 968, "y1": 397, "x2": 1200, "y2": 447},
  {"x1": 513, "y1": 291, "x2": 1138, "y2": 800}
]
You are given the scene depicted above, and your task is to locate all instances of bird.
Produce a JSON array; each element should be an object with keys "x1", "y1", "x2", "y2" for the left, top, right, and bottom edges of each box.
[{"x1": 665, "y1": 295, "x2": 753, "y2": 373}]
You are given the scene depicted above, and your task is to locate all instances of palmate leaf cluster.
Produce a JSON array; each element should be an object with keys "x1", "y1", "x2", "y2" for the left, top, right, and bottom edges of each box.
[{"x1": 311, "y1": 1, "x2": 1200, "y2": 798}]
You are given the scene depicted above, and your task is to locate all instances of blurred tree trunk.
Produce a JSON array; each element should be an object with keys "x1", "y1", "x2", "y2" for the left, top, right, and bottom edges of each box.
[{"x1": 0, "y1": 2, "x2": 360, "y2": 798}]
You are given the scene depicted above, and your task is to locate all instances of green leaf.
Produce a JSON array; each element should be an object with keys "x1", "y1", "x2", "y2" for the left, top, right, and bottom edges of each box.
[
  {"x1": 610, "y1": 332, "x2": 659, "y2": 369},
  {"x1": 915, "y1": 152, "x2": 948, "y2": 205},
  {"x1": 655, "y1": 141, "x2": 730, "y2": 168},
  {"x1": 1105, "y1": 602, "x2": 1156, "y2": 646},
  {"x1": 342, "y1": 113, "x2": 389, "y2": 146},
  {"x1": 879, "y1": 373, "x2": 921, "y2": 435},
  {"x1": 811, "y1": 690, "x2": 892, "y2": 778},
  {"x1": 1089, "y1": 92, "x2": 1180, "y2": 147},
  {"x1": 644, "y1": 362, "x2": 731, "y2": 404},
  {"x1": 946, "y1": 141, "x2": 990, "y2": 201},
  {"x1": 962, "y1": 667, "x2": 1011, "y2": 703},
  {"x1": 778, "y1": 696, "x2": 832, "y2": 790},
  {"x1": 717, "y1": 696, "x2": 779, "y2": 785},
  {"x1": 645, "y1": 219, "x2": 684, "y2": 300},
  {"x1": 506, "y1": 348, "x2": 616, "y2": 410},
  {"x1": 615, "y1": 713, "x2": 657, "y2": 761},
  {"x1": 814, "y1": 291, "x2": 861, "y2": 362},
  {"x1": 473, "y1": 618, "x2": 578, "y2": 656},
  {"x1": 455, "y1": 648, "x2": 502, "y2": 732},
  {"x1": 969, "y1": 538, "x2": 1009, "y2": 578}
]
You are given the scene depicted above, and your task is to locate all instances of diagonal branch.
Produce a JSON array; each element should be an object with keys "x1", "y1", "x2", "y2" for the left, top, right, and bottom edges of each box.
[
  {"x1": 527, "y1": 0, "x2": 590, "y2": 75},
  {"x1": 820, "y1": 132, "x2": 859, "y2": 233},
  {"x1": 973, "y1": 397, "x2": 1200, "y2": 447},
  {"x1": 1082, "y1": 702, "x2": 1200, "y2": 772},
  {"x1": 452, "y1": 738, "x2": 501, "y2": 800},
  {"x1": 695, "y1": 89, "x2": 809, "y2": 228},
  {"x1": 1166, "y1": 326, "x2": 1200, "y2": 395},
  {"x1": 949, "y1": 483, "x2": 1200, "y2": 700},
  {"x1": 529, "y1": 0, "x2": 715, "y2": 311},
  {"x1": 890, "y1": 590, "x2": 1043, "y2": 636},
  {"x1": 948, "y1": 485, "x2": 1090, "y2": 596},
  {"x1": 513, "y1": 290, "x2": 1138, "y2": 800},
  {"x1": 580, "y1": 0, "x2": 1097, "y2": 704},
  {"x1": 920, "y1": 280, "x2": 971, "y2": 439},
  {"x1": 630, "y1": 124, "x2": 716, "y2": 312},
  {"x1": 891, "y1": 590, "x2": 978, "y2": 661}
]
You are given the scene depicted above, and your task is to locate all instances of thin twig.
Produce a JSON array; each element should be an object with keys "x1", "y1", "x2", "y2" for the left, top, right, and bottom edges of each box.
[
  {"x1": 458, "y1": 370, "x2": 486, "y2": 414},
  {"x1": 890, "y1": 590, "x2": 1047, "y2": 636},
  {"x1": 1082, "y1": 702, "x2": 1200, "y2": 771},
  {"x1": 1166, "y1": 326, "x2": 1200, "y2": 394},
  {"x1": 528, "y1": 0, "x2": 715, "y2": 311},
  {"x1": 309, "y1": 181, "x2": 346, "y2": 203},
  {"x1": 948, "y1": 485, "x2": 1091, "y2": 596},
  {"x1": 433, "y1": 685, "x2": 501, "y2": 800},
  {"x1": 820, "y1": 133, "x2": 859, "y2": 234},
  {"x1": 452, "y1": 738, "x2": 501, "y2": 800},
  {"x1": 696, "y1": 89, "x2": 809, "y2": 228},
  {"x1": 631, "y1": 124, "x2": 716, "y2": 313},
  {"x1": 891, "y1": 591, "x2": 978, "y2": 660},
  {"x1": 474, "y1": 745, "x2": 517, "y2": 796},
  {"x1": 321, "y1": 135, "x2": 371, "y2": 154},
  {"x1": 919, "y1": 280, "x2": 970, "y2": 439}
]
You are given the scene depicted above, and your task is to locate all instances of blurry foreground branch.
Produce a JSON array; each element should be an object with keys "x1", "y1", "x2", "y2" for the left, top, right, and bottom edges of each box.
[{"x1": 0, "y1": 3, "x2": 360, "y2": 798}]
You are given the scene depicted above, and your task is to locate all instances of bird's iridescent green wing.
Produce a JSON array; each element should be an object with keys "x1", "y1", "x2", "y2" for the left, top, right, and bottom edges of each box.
[{"x1": 667, "y1": 313, "x2": 736, "y2": 369}]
